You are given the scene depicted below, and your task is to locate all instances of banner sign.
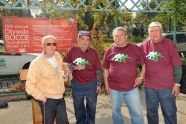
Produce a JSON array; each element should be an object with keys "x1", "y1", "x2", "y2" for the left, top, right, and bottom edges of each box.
[{"x1": 2, "y1": 16, "x2": 77, "y2": 53}]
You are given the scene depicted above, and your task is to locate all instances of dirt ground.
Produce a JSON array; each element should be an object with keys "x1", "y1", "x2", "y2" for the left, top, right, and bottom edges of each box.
[{"x1": 0, "y1": 90, "x2": 186, "y2": 124}]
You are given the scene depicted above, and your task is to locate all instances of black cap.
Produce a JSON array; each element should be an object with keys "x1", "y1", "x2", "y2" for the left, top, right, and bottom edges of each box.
[{"x1": 78, "y1": 30, "x2": 91, "y2": 39}]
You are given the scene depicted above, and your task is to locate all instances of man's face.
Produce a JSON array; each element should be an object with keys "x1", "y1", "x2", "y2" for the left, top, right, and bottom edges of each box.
[
  {"x1": 43, "y1": 38, "x2": 56, "y2": 57},
  {"x1": 78, "y1": 35, "x2": 91, "y2": 51},
  {"x1": 113, "y1": 30, "x2": 128, "y2": 47},
  {"x1": 148, "y1": 26, "x2": 163, "y2": 43}
]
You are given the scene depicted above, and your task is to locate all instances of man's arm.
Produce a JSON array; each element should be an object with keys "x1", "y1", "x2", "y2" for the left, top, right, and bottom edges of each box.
[
  {"x1": 68, "y1": 63, "x2": 85, "y2": 71},
  {"x1": 62, "y1": 62, "x2": 71, "y2": 80},
  {"x1": 134, "y1": 64, "x2": 145, "y2": 87},
  {"x1": 96, "y1": 69, "x2": 103, "y2": 93},
  {"x1": 25, "y1": 63, "x2": 46, "y2": 102},
  {"x1": 103, "y1": 68, "x2": 110, "y2": 94},
  {"x1": 174, "y1": 65, "x2": 182, "y2": 85},
  {"x1": 172, "y1": 65, "x2": 182, "y2": 96},
  {"x1": 96, "y1": 70, "x2": 103, "y2": 86}
]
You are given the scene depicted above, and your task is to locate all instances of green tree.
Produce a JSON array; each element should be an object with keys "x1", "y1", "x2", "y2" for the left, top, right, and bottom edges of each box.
[
  {"x1": 0, "y1": 0, "x2": 32, "y2": 39},
  {"x1": 135, "y1": 0, "x2": 186, "y2": 32}
]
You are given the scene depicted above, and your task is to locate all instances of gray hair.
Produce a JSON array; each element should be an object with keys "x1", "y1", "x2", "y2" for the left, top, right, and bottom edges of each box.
[
  {"x1": 112, "y1": 26, "x2": 127, "y2": 36},
  {"x1": 41, "y1": 35, "x2": 56, "y2": 46},
  {"x1": 148, "y1": 21, "x2": 162, "y2": 30}
]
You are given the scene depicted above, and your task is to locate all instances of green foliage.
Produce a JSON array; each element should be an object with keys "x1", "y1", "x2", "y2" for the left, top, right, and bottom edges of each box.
[
  {"x1": 103, "y1": 42, "x2": 112, "y2": 50},
  {"x1": 182, "y1": 57, "x2": 186, "y2": 65},
  {"x1": 1, "y1": 0, "x2": 185, "y2": 56},
  {"x1": 0, "y1": 45, "x2": 4, "y2": 53},
  {"x1": 169, "y1": 0, "x2": 186, "y2": 22},
  {"x1": 135, "y1": 0, "x2": 186, "y2": 32},
  {"x1": 0, "y1": 5, "x2": 32, "y2": 39},
  {"x1": 128, "y1": 35, "x2": 145, "y2": 43}
]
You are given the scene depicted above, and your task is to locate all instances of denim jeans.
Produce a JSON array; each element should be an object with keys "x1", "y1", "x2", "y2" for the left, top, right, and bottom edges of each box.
[
  {"x1": 71, "y1": 80, "x2": 97, "y2": 124},
  {"x1": 145, "y1": 87, "x2": 177, "y2": 124},
  {"x1": 38, "y1": 98, "x2": 69, "y2": 124},
  {"x1": 110, "y1": 88, "x2": 144, "y2": 124}
]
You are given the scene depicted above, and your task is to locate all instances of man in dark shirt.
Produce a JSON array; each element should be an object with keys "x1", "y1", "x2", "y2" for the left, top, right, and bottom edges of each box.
[
  {"x1": 63, "y1": 31, "x2": 103, "y2": 124},
  {"x1": 103, "y1": 27, "x2": 144, "y2": 124},
  {"x1": 141, "y1": 22, "x2": 182, "y2": 124}
]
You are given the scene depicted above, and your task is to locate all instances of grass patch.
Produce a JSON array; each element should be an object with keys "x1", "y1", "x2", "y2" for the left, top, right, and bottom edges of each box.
[{"x1": 0, "y1": 45, "x2": 5, "y2": 53}]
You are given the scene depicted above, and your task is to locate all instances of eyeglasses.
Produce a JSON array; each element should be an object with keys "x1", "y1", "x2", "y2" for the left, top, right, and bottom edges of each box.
[{"x1": 46, "y1": 43, "x2": 57, "y2": 46}]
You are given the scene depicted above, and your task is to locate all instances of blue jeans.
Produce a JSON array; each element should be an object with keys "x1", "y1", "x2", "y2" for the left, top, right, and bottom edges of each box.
[
  {"x1": 38, "y1": 98, "x2": 69, "y2": 124},
  {"x1": 110, "y1": 88, "x2": 144, "y2": 124},
  {"x1": 145, "y1": 88, "x2": 177, "y2": 124},
  {"x1": 71, "y1": 80, "x2": 97, "y2": 124}
]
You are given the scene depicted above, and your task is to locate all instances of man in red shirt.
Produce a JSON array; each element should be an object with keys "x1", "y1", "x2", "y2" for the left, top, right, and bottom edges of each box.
[
  {"x1": 103, "y1": 27, "x2": 144, "y2": 124},
  {"x1": 63, "y1": 31, "x2": 103, "y2": 124},
  {"x1": 141, "y1": 22, "x2": 182, "y2": 124}
]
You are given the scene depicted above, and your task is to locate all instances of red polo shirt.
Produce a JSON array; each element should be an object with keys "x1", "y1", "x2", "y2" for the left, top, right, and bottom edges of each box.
[
  {"x1": 63, "y1": 47, "x2": 101, "y2": 84},
  {"x1": 103, "y1": 43, "x2": 144, "y2": 91},
  {"x1": 141, "y1": 38, "x2": 182, "y2": 89}
]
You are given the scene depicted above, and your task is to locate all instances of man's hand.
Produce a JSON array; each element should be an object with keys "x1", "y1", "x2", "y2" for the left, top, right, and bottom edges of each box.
[
  {"x1": 105, "y1": 84, "x2": 110, "y2": 95},
  {"x1": 75, "y1": 65, "x2": 85, "y2": 70},
  {"x1": 103, "y1": 69, "x2": 110, "y2": 95},
  {"x1": 172, "y1": 84, "x2": 180, "y2": 96},
  {"x1": 134, "y1": 77, "x2": 143, "y2": 87},
  {"x1": 63, "y1": 63, "x2": 71, "y2": 76},
  {"x1": 39, "y1": 95, "x2": 47, "y2": 104},
  {"x1": 96, "y1": 86, "x2": 102, "y2": 94}
]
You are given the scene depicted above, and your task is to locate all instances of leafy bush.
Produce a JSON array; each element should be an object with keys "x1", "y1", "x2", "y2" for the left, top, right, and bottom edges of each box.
[
  {"x1": 182, "y1": 57, "x2": 186, "y2": 65},
  {"x1": 128, "y1": 35, "x2": 145, "y2": 43}
]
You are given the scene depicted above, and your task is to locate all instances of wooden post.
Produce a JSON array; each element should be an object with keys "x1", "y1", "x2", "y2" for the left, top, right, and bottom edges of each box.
[
  {"x1": 32, "y1": 98, "x2": 56, "y2": 124},
  {"x1": 32, "y1": 99, "x2": 43, "y2": 124}
]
